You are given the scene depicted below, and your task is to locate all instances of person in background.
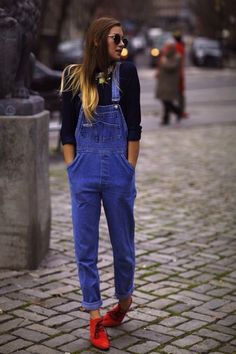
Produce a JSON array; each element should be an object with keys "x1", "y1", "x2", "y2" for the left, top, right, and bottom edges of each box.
[
  {"x1": 173, "y1": 30, "x2": 188, "y2": 118},
  {"x1": 60, "y1": 17, "x2": 141, "y2": 351},
  {"x1": 155, "y1": 39, "x2": 181, "y2": 125}
]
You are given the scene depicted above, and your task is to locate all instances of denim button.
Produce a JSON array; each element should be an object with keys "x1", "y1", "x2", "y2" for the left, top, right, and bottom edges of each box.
[{"x1": 114, "y1": 104, "x2": 118, "y2": 109}]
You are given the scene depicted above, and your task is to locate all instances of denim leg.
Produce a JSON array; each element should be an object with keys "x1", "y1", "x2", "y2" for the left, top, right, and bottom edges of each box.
[
  {"x1": 103, "y1": 190, "x2": 135, "y2": 299},
  {"x1": 71, "y1": 191, "x2": 102, "y2": 310}
]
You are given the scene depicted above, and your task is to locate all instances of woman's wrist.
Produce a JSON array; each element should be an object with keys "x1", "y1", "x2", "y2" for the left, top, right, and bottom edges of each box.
[{"x1": 63, "y1": 144, "x2": 75, "y2": 165}]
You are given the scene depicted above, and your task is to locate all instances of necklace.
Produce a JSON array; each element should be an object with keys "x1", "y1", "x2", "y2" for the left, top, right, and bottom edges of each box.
[{"x1": 95, "y1": 65, "x2": 114, "y2": 85}]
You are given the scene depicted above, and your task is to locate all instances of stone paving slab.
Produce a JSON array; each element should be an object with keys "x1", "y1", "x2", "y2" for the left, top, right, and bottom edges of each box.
[{"x1": 0, "y1": 124, "x2": 236, "y2": 353}]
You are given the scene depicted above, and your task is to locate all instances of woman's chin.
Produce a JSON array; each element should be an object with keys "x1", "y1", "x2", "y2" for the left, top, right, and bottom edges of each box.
[{"x1": 110, "y1": 54, "x2": 121, "y2": 61}]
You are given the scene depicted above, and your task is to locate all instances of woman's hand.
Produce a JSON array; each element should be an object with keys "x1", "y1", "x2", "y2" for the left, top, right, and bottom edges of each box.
[
  {"x1": 127, "y1": 141, "x2": 140, "y2": 168},
  {"x1": 63, "y1": 144, "x2": 75, "y2": 165}
]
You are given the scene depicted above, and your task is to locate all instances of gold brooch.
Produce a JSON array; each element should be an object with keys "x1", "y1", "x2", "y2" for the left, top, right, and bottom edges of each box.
[
  {"x1": 96, "y1": 72, "x2": 107, "y2": 85},
  {"x1": 96, "y1": 65, "x2": 113, "y2": 85}
]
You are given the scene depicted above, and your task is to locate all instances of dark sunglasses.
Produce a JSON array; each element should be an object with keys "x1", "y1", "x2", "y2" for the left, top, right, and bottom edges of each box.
[{"x1": 108, "y1": 34, "x2": 128, "y2": 48}]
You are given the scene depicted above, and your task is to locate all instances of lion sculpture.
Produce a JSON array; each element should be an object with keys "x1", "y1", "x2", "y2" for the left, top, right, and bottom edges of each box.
[{"x1": 0, "y1": 0, "x2": 41, "y2": 98}]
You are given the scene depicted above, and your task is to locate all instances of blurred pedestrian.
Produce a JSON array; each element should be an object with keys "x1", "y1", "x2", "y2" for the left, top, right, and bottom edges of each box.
[
  {"x1": 60, "y1": 17, "x2": 141, "y2": 351},
  {"x1": 155, "y1": 39, "x2": 181, "y2": 125},
  {"x1": 173, "y1": 30, "x2": 188, "y2": 118}
]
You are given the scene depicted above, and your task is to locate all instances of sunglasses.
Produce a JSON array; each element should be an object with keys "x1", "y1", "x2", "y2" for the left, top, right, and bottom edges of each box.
[{"x1": 108, "y1": 34, "x2": 128, "y2": 48}]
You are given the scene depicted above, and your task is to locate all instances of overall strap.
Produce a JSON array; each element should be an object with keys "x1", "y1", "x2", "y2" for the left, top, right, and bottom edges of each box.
[{"x1": 112, "y1": 62, "x2": 121, "y2": 103}]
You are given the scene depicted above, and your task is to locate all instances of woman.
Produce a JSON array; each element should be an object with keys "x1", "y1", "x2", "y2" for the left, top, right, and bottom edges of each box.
[
  {"x1": 60, "y1": 17, "x2": 141, "y2": 350},
  {"x1": 173, "y1": 30, "x2": 188, "y2": 118},
  {"x1": 156, "y1": 39, "x2": 181, "y2": 125}
]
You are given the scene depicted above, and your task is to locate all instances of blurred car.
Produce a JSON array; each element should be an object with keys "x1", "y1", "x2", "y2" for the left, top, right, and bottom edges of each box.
[
  {"x1": 131, "y1": 34, "x2": 147, "y2": 53},
  {"x1": 190, "y1": 37, "x2": 223, "y2": 68},
  {"x1": 149, "y1": 31, "x2": 172, "y2": 67},
  {"x1": 31, "y1": 60, "x2": 62, "y2": 111},
  {"x1": 54, "y1": 39, "x2": 83, "y2": 70},
  {"x1": 146, "y1": 27, "x2": 163, "y2": 46}
]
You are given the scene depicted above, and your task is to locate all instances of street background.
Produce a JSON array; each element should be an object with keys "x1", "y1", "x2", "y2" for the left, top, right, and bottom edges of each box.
[
  {"x1": 1, "y1": 58, "x2": 236, "y2": 353},
  {"x1": 1, "y1": 0, "x2": 236, "y2": 352}
]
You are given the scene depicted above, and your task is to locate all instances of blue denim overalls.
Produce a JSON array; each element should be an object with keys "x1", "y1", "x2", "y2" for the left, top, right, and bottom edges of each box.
[{"x1": 67, "y1": 63, "x2": 136, "y2": 310}]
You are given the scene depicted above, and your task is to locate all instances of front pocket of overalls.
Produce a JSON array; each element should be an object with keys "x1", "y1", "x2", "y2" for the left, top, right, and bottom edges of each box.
[
  {"x1": 101, "y1": 121, "x2": 120, "y2": 141},
  {"x1": 66, "y1": 153, "x2": 83, "y2": 171},
  {"x1": 80, "y1": 122, "x2": 96, "y2": 140},
  {"x1": 120, "y1": 154, "x2": 135, "y2": 173}
]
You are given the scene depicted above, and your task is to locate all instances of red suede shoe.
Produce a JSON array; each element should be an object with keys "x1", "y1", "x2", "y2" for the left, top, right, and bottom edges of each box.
[
  {"x1": 102, "y1": 298, "x2": 132, "y2": 327},
  {"x1": 181, "y1": 112, "x2": 189, "y2": 118},
  {"x1": 90, "y1": 318, "x2": 110, "y2": 350}
]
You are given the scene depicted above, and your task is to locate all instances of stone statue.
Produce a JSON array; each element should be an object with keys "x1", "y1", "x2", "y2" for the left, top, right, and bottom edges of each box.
[
  {"x1": 0, "y1": 0, "x2": 41, "y2": 99},
  {"x1": 0, "y1": 0, "x2": 50, "y2": 270}
]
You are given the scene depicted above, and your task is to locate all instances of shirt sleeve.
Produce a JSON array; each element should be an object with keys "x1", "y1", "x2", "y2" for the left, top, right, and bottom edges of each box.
[
  {"x1": 60, "y1": 89, "x2": 79, "y2": 146},
  {"x1": 60, "y1": 66, "x2": 80, "y2": 146},
  {"x1": 120, "y1": 62, "x2": 142, "y2": 141}
]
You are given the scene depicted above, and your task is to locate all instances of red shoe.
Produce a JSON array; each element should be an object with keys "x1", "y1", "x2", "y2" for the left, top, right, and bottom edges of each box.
[
  {"x1": 90, "y1": 318, "x2": 110, "y2": 350},
  {"x1": 181, "y1": 112, "x2": 189, "y2": 118},
  {"x1": 102, "y1": 298, "x2": 132, "y2": 327}
]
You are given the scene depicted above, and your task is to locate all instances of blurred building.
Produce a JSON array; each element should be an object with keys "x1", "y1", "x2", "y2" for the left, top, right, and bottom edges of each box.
[{"x1": 153, "y1": 0, "x2": 195, "y2": 32}]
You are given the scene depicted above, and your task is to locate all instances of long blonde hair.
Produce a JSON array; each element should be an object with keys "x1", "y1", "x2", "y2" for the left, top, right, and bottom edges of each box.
[{"x1": 60, "y1": 17, "x2": 121, "y2": 120}]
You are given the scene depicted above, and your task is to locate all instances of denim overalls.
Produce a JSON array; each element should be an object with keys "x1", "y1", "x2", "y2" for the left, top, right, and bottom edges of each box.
[{"x1": 67, "y1": 63, "x2": 136, "y2": 310}]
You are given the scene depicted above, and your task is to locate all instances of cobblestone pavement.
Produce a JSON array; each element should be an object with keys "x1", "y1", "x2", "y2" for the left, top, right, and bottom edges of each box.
[{"x1": 1, "y1": 123, "x2": 236, "y2": 354}]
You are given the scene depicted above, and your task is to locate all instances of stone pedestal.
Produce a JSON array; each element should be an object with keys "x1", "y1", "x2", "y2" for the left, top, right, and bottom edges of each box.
[
  {"x1": 0, "y1": 111, "x2": 51, "y2": 269},
  {"x1": 0, "y1": 96, "x2": 45, "y2": 116}
]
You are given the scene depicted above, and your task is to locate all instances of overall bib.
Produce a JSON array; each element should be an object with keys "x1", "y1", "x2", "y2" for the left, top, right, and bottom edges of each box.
[{"x1": 67, "y1": 63, "x2": 136, "y2": 310}]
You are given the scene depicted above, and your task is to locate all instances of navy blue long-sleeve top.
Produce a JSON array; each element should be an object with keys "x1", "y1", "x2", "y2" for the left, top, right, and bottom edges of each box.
[{"x1": 60, "y1": 61, "x2": 142, "y2": 146}]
